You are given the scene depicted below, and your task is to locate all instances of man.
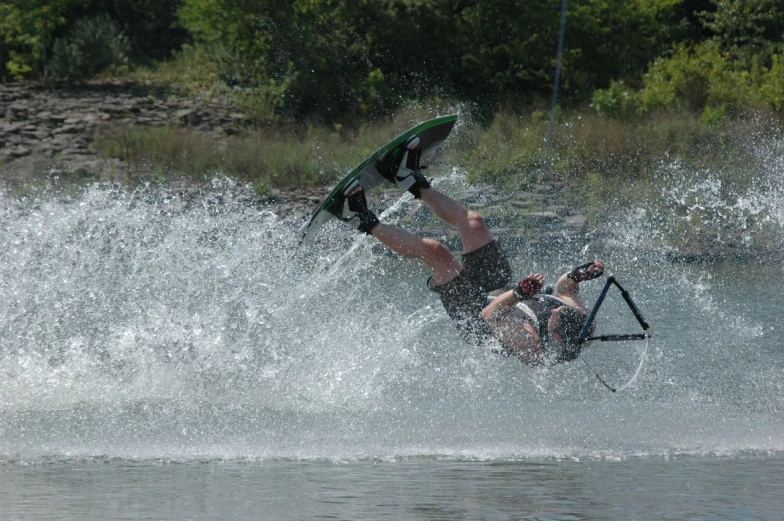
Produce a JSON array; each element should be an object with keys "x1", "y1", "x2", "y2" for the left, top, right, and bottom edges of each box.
[{"x1": 330, "y1": 135, "x2": 604, "y2": 364}]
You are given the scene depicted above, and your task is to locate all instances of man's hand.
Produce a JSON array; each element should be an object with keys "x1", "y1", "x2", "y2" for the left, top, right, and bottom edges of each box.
[
  {"x1": 513, "y1": 273, "x2": 544, "y2": 300},
  {"x1": 567, "y1": 259, "x2": 604, "y2": 283}
]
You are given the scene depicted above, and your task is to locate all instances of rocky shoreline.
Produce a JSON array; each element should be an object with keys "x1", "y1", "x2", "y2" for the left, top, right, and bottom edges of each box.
[{"x1": 0, "y1": 80, "x2": 248, "y2": 183}]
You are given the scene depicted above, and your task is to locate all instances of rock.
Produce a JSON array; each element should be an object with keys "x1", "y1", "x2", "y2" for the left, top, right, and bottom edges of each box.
[
  {"x1": 50, "y1": 134, "x2": 75, "y2": 147},
  {"x1": 33, "y1": 143, "x2": 59, "y2": 157},
  {"x1": 53, "y1": 124, "x2": 81, "y2": 134},
  {"x1": 24, "y1": 129, "x2": 50, "y2": 140},
  {"x1": 60, "y1": 147, "x2": 94, "y2": 156},
  {"x1": 8, "y1": 145, "x2": 31, "y2": 158},
  {"x1": 523, "y1": 211, "x2": 562, "y2": 223},
  {"x1": 0, "y1": 122, "x2": 24, "y2": 134},
  {"x1": 7, "y1": 103, "x2": 28, "y2": 120},
  {"x1": 176, "y1": 108, "x2": 200, "y2": 126}
]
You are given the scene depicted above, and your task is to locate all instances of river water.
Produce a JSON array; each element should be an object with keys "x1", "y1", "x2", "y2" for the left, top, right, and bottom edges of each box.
[{"x1": 0, "y1": 173, "x2": 782, "y2": 520}]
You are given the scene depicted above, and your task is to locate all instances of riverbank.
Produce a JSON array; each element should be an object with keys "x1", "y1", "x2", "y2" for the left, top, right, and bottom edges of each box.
[
  {"x1": 0, "y1": 81, "x2": 594, "y2": 254},
  {"x1": 0, "y1": 80, "x2": 248, "y2": 182},
  {"x1": 1, "y1": 80, "x2": 781, "y2": 263}
]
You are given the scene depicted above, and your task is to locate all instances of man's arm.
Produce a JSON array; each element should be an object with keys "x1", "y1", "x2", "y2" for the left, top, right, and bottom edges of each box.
[
  {"x1": 554, "y1": 259, "x2": 604, "y2": 303},
  {"x1": 481, "y1": 290, "x2": 542, "y2": 362},
  {"x1": 481, "y1": 274, "x2": 545, "y2": 363},
  {"x1": 481, "y1": 272, "x2": 544, "y2": 320},
  {"x1": 480, "y1": 289, "x2": 519, "y2": 321}
]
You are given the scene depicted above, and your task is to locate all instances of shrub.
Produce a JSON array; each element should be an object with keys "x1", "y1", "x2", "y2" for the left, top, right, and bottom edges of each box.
[
  {"x1": 590, "y1": 80, "x2": 639, "y2": 120},
  {"x1": 615, "y1": 41, "x2": 782, "y2": 118},
  {"x1": 761, "y1": 53, "x2": 784, "y2": 110},
  {"x1": 49, "y1": 14, "x2": 130, "y2": 82}
]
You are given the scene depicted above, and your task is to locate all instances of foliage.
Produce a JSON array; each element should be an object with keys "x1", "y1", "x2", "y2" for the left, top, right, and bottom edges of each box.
[
  {"x1": 566, "y1": 0, "x2": 689, "y2": 96},
  {"x1": 590, "y1": 80, "x2": 639, "y2": 120},
  {"x1": 177, "y1": 0, "x2": 456, "y2": 124},
  {"x1": 2, "y1": 0, "x2": 784, "y2": 126},
  {"x1": 49, "y1": 14, "x2": 130, "y2": 81},
  {"x1": 88, "y1": 0, "x2": 188, "y2": 64},
  {"x1": 591, "y1": 0, "x2": 784, "y2": 120},
  {"x1": 700, "y1": 0, "x2": 784, "y2": 65},
  {"x1": 0, "y1": 0, "x2": 86, "y2": 80},
  {"x1": 760, "y1": 54, "x2": 784, "y2": 110},
  {"x1": 170, "y1": 0, "x2": 705, "y2": 125},
  {"x1": 593, "y1": 41, "x2": 784, "y2": 119},
  {"x1": 0, "y1": 0, "x2": 184, "y2": 81}
]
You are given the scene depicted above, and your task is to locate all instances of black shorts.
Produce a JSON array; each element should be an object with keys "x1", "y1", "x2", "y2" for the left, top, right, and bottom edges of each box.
[{"x1": 427, "y1": 240, "x2": 513, "y2": 344}]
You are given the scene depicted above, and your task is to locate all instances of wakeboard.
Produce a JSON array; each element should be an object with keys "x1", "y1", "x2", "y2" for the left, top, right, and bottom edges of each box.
[{"x1": 299, "y1": 114, "x2": 458, "y2": 239}]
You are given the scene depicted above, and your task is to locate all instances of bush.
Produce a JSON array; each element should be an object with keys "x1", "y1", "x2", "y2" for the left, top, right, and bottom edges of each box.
[
  {"x1": 49, "y1": 14, "x2": 130, "y2": 82},
  {"x1": 597, "y1": 41, "x2": 784, "y2": 119},
  {"x1": 590, "y1": 80, "x2": 639, "y2": 120},
  {"x1": 761, "y1": 53, "x2": 784, "y2": 110}
]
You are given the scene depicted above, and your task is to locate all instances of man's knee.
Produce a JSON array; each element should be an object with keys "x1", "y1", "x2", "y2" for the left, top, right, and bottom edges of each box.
[
  {"x1": 422, "y1": 238, "x2": 453, "y2": 262},
  {"x1": 422, "y1": 238, "x2": 462, "y2": 284},
  {"x1": 467, "y1": 211, "x2": 489, "y2": 232}
]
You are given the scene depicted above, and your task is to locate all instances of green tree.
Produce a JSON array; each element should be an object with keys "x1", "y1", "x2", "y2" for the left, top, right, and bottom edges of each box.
[
  {"x1": 87, "y1": 0, "x2": 188, "y2": 63},
  {"x1": 49, "y1": 13, "x2": 130, "y2": 81},
  {"x1": 0, "y1": 0, "x2": 87, "y2": 80},
  {"x1": 700, "y1": 0, "x2": 784, "y2": 65},
  {"x1": 345, "y1": 0, "x2": 465, "y2": 105},
  {"x1": 567, "y1": 0, "x2": 689, "y2": 97},
  {"x1": 455, "y1": 0, "x2": 560, "y2": 107},
  {"x1": 0, "y1": 0, "x2": 185, "y2": 81},
  {"x1": 179, "y1": 0, "x2": 393, "y2": 123}
]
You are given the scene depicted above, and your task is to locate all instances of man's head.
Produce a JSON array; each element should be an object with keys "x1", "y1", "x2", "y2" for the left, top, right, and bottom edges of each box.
[{"x1": 548, "y1": 306, "x2": 588, "y2": 361}]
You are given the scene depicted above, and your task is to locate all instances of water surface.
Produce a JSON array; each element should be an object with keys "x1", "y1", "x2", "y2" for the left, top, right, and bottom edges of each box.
[{"x1": 1, "y1": 175, "x2": 782, "y2": 519}]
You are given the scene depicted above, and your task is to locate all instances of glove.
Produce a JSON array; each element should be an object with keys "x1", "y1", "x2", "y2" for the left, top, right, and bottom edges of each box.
[
  {"x1": 567, "y1": 260, "x2": 604, "y2": 282},
  {"x1": 513, "y1": 275, "x2": 542, "y2": 300}
]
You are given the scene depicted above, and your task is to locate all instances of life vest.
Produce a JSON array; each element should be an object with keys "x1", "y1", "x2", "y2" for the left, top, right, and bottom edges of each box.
[
  {"x1": 516, "y1": 294, "x2": 571, "y2": 343},
  {"x1": 486, "y1": 291, "x2": 573, "y2": 351}
]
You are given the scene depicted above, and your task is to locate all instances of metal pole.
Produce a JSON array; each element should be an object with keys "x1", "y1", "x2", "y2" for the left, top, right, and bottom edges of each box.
[{"x1": 544, "y1": 0, "x2": 569, "y2": 179}]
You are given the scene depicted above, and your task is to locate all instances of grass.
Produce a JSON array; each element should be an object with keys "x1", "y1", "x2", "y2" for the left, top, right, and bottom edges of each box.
[
  {"x1": 93, "y1": 124, "x2": 347, "y2": 191},
  {"x1": 91, "y1": 101, "x2": 466, "y2": 193}
]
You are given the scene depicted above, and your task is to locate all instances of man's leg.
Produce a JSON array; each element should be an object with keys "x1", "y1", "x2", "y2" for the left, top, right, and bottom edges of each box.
[
  {"x1": 419, "y1": 187, "x2": 495, "y2": 255},
  {"x1": 370, "y1": 223, "x2": 463, "y2": 286},
  {"x1": 340, "y1": 177, "x2": 502, "y2": 344},
  {"x1": 376, "y1": 135, "x2": 495, "y2": 255},
  {"x1": 417, "y1": 187, "x2": 512, "y2": 294},
  {"x1": 340, "y1": 184, "x2": 463, "y2": 286},
  {"x1": 349, "y1": 184, "x2": 492, "y2": 285}
]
